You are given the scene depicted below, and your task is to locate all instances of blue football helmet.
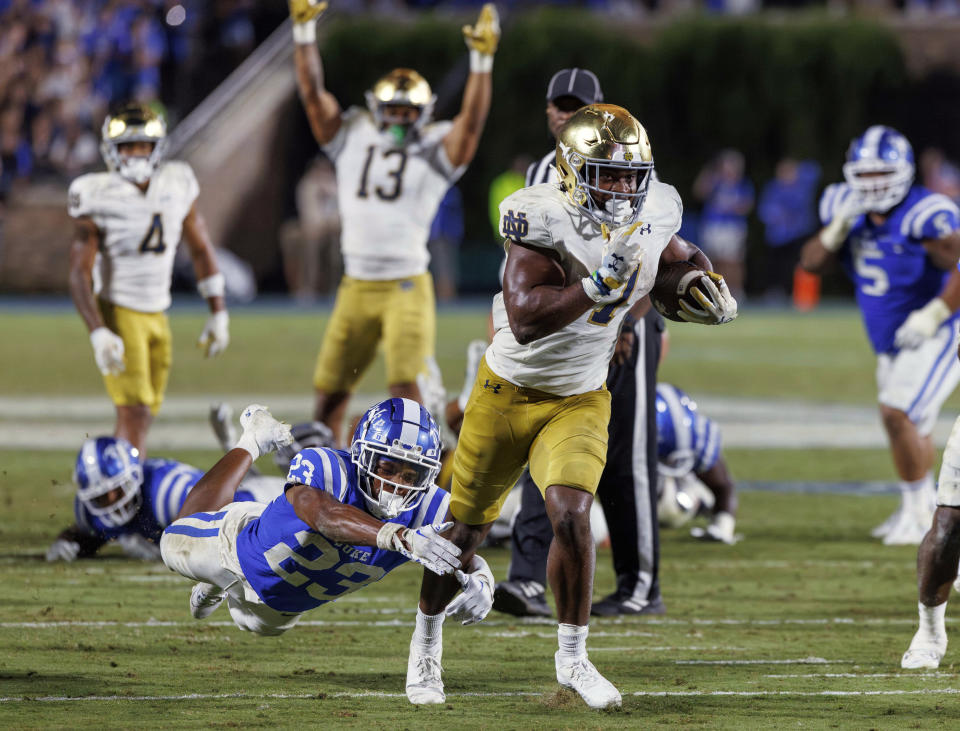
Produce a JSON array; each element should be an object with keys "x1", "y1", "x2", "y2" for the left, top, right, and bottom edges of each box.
[
  {"x1": 74, "y1": 437, "x2": 143, "y2": 527},
  {"x1": 843, "y1": 125, "x2": 915, "y2": 213},
  {"x1": 351, "y1": 398, "x2": 442, "y2": 519}
]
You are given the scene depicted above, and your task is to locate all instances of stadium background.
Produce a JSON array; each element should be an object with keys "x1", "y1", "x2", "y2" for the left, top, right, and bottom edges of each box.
[{"x1": 5, "y1": 2, "x2": 960, "y2": 726}]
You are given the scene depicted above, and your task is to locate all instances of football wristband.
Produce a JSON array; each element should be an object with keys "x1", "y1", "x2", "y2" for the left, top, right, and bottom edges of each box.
[
  {"x1": 292, "y1": 20, "x2": 317, "y2": 45},
  {"x1": 469, "y1": 49, "x2": 493, "y2": 73},
  {"x1": 376, "y1": 522, "x2": 406, "y2": 551},
  {"x1": 197, "y1": 273, "x2": 225, "y2": 299}
]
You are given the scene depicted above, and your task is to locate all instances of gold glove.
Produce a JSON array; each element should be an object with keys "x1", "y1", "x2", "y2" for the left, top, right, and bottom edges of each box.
[
  {"x1": 463, "y1": 3, "x2": 500, "y2": 56},
  {"x1": 289, "y1": 0, "x2": 328, "y2": 25}
]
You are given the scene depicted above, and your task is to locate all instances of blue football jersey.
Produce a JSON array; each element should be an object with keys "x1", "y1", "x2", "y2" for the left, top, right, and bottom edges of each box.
[
  {"x1": 655, "y1": 383, "x2": 721, "y2": 476},
  {"x1": 75, "y1": 458, "x2": 263, "y2": 542},
  {"x1": 820, "y1": 183, "x2": 960, "y2": 353},
  {"x1": 235, "y1": 447, "x2": 451, "y2": 613}
]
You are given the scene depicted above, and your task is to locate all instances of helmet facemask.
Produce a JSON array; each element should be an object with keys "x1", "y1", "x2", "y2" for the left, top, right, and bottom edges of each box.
[
  {"x1": 75, "y1": 439, "x2": 144, "y2": 528},
  {"x1": 365, "y1": 69, "x2": 436, "y2": 148},
  {"x1": 555, "y1": 104, "x2": 655, "y2": 228},
  {"x1": 842, "y1": 159, "x2": 914, "y2": 214},
  {"x1": 100, "y1": 106, "x2": 168, "y2": 184},
  {"x1": 353, "y1": 441, "x2": 440, "y2": 519}
]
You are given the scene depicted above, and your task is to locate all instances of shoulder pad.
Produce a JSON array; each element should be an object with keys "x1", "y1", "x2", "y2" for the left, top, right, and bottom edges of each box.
[
  {"x1": 67, "y1": 173, "x2": 113, "y2": 218},
  {"x1": 284, "y1": 447, "x2": 351, "y2": 502},
  {"x1": 498, "y1": 184, "x2": 558, "y2": 249},
  {"x1": 900, "y1": 188, "x2": 960, "y2": 240},
  {"x1": 642, "y1": 180, "x2": 683, "y2": 235}
]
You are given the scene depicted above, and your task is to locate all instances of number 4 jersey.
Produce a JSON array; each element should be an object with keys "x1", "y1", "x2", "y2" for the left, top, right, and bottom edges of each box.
[
  {"x1": 323, "y1": 107, "x2": 466, "y2": 281},
  {"x1": 820, "y1": 183, "x2": 960, "y2": 354},
  {"x1": 234, "y1": 447, "x2": 451, "y2": 613},
  {"x1": 67, "y1": 162, "x2": 200, "y2": 313}
]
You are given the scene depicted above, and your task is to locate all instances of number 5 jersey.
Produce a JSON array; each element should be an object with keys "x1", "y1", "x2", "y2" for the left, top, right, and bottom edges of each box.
[{"x1": 68, "y1": 162, "x2": 200, "y2": 313}]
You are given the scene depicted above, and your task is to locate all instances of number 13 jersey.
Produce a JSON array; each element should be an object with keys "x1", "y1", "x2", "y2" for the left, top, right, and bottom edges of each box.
[
  {"x1": 323, "y1": 108, "x2": 466, "y2": 280},
  {"x1": 67, "y1": 162, "x2": 199, "y2": 313}
]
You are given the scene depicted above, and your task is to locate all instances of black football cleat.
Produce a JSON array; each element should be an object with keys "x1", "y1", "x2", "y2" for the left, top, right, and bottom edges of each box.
[
  {"x1": 590, "y1": 593, "x2": 666, "y2": 617},
  {"x1": 492, "y1": 580, "x2": 553, "y2": 617}
]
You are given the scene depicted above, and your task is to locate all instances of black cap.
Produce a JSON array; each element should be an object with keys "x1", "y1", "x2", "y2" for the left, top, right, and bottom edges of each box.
[{"x1": 545, "y1": 68, "x2": 604, "y2": 105}]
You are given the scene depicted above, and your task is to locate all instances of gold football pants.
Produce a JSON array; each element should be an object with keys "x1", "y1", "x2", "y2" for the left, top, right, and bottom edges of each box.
[
  {"x1": 97, "y1": 300, "x2": 171, "y2": 414},
  {"x1": 450, "y1": 357, "x2": 611, "y2": 525},
  {"x1": 313, "y1": 272, "x2": 436, "y2": 393}
]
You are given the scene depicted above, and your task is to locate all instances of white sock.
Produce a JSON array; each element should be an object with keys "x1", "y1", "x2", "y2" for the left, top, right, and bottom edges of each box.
[
  {"x1": 412, "y1": 608, "x2": 444, "y2": 656},
  {"x1": 235, "y1": 432, "x2": 259, "y2": 460},
  {"x1": 919, "y1": 601, "x2": 947, "y2": 638},
  {"x1": 558, "y1": 623, "x2": 588, "y2": 661},
  {"x1": 901, "y1": 474, "x2": 933, "y2": 513}
]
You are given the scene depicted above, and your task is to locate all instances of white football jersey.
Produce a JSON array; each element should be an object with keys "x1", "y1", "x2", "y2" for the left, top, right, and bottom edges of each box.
[
  {"x1": 486, "y1": 181, "x2": 683, "y2": 396},
  {"x1": 323, "y1": 108, "x2": 466, "y2": 280},
  {"x1": 68, "y1": 161, "x2": 199, "y2": 312}
]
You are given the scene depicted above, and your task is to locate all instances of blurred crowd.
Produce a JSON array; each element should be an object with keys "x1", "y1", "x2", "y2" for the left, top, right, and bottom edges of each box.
[{"x1": 0, "y1": 0, "x2": 260, "y2": 200}]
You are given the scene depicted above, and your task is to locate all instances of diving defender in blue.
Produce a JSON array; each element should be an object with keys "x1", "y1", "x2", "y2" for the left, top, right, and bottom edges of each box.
[
  {"x1": 801, "y1": 125, "x2": 960, "y2": 547},
  {"x1": 160, "y1": 399, "x2": 493, "y2": 643}
]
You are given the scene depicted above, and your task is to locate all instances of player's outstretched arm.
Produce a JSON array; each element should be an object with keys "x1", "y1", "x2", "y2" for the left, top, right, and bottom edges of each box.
[
  {"x1": 46, "y1": 524, "x2": 108, "y2": 562},
  {"x1": 800, "y1": 192, "x2": 866, "y2": 273},
  {"x1": 68, "y1": 218, "x2": 126, "y2": 376},
  {"x1": 287, "y1": 486, "x2": 462, "y2": 574},
  {"x1": 290, "y1": 0, "x2": 341, "y2": 146},
  {"x1": 443, "y1": 3, "x2": 498, "y2": 168},
  {"x1": 182, "y1": 203, "x2": 229, "y2": 358}
]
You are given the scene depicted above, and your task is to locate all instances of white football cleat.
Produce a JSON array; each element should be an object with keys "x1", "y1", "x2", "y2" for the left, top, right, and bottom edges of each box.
[
  {"x1": 458, "y1": 339, "x2": 488, "y2": 410},
  {"x1": 901, "y1": 629, "x2": 947, "y2": 669},
  {"x1": 416, "y1": 357, "x2": 447, "y2": 427},
  {"x1": 692, "y1": 511, "x2": 737, "y2": 545},
  {"x1": 190, "y1": 582, "x2": 225, "y2": 619},
  {"x1": 238, "y1": 404, "x2": 294, "y2": 458},
  {"x1": 882, "y1": 510, "x2": 933, "y2": 546},
  {"x1": 555, "y1": 652, "x2": 622, "y2": 710},
  {"x1": 209, "y1": 402, "x2": 237, "y2": 452},
  {"x1": 406, "y1": 647, "x2": 445, "y2": 704},
  {"x1": 871, "y1": 506, "x2": 903, "y2": 538}
]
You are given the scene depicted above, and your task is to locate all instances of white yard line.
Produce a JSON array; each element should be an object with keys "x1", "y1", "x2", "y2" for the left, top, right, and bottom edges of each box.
[
  {"x1": 4, "y1": 688, "x2": 960, "y2": 704},
  {"x1": 676, "y1": 657, "x2": 849, "y2": 665},
  {"x1": 3, "y1": 394, "x2": 957, "y2": 450},
  {"x1": 765, "y1": 672, "x2": 957, "y2": 678}
]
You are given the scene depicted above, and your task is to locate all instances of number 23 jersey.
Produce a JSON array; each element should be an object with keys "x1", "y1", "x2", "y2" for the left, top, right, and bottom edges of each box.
[
  {"x1": 234, "y1": 447, "x2": 451, "y2": 613},
  {"x1": 323, "y1": 108, "x2": 466, "y2": 281},
  {"x1": 67, "y1": 161, "x2": 199, "y2": 313},
  {"x1": 820, "y1": 183, "x2": 960, "y2": 354},
  {"x1": 487, "y1": 181, "x2": 683, "y2": 396}
]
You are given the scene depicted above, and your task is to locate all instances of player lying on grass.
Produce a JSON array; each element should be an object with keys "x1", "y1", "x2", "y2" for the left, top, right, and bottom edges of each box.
[
  {"x1": 45, "y1": 435, "x2": 285, "y2": 562},
  {"x1": 159, "y1": 399, "x2": 493, "y2": 639}
]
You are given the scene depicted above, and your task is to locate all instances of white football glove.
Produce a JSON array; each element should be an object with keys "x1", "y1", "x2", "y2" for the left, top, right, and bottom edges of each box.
[
  {"x1": 820, "y1": 190, "x2": 868, "y2": 252},
  {"x1": 89, "y1": 327, "x2": 125, "y2": 376},
  {"x1": 46, "y1": 538, "x2": 81, "y2": 562},
  {"x1": 582, "y1": 221, "x2": 645, "y2": 303},
  {"x1": 198, "y1": 310, "x2": 230, "y2": 358},
  {"x1": 445, "y1": 554, "x2": 494, "y2": 625},
  {"x1": 678, "y1": 271, "x2": 738, "y2": 325},
  {"x1": 380, "y1": 521, "x2": 462, "y2": 575},
  {"x1": 894, "y1": 298, "x2": 952, "y2": 350},
  {"x1": 116, "y1": 533, "x2": 161, "y2": 561}
]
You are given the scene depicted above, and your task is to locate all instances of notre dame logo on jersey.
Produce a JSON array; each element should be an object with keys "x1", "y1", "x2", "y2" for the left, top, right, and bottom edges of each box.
[{"x1": 501, "y1": 209, "x2": 529, "y2": 241}]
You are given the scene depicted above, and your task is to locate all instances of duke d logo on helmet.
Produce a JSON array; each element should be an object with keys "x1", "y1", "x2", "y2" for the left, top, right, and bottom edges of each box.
[{"x1": 501, "y1": 209, "x2": 529, "y2": 240}]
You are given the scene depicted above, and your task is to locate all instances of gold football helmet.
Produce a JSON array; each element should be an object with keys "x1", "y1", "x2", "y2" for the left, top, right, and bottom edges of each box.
[
  {"x1": 100, "y1": 103, "x2": 168, "y2": 184},
  {"x1": 555, "y1": 104, "x2": 654, "y2": 226},
  {"x1": 365, "y1": 68, "x2": 436, "y2": 146}
]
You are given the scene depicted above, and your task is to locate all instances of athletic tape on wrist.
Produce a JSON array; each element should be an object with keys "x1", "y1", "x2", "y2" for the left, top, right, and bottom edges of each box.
[
  {"x1": 292, "y1": 21, "x2": 317, "y2": 45},
  {"x1": 197, "y1": 273, "x2": 225, "y2": 299},
  {"x1": 469, "y1": 49, "x2": 493, "y2": 73},
  {"x1": 376, "y1": 522, "x2": 406, "y2": 551}
]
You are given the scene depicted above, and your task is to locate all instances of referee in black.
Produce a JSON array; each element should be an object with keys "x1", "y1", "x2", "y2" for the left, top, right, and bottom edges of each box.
[{"x1": 492, "y1": 68, "x2": 667, "y2": 617}]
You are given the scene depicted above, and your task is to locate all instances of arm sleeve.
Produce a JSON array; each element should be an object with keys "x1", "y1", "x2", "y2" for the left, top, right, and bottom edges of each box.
[{"x1": 285, "y1": 447, "x2": 349, "y2": 502}]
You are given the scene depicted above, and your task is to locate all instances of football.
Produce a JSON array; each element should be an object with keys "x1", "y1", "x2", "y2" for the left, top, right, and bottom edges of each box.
[{"x1": 650, "y1": 260, "x2": 710, "y2": 322}]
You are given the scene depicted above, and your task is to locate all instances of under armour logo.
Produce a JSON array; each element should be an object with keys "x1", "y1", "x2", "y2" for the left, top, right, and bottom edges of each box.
[
  {"x1": 483, "y1": 379, "x2": 502, "y2": 394},
  {"x1": 637, "y1": 223, "x2": 652, "y2": 235},
  {"x1": 609, "y1": 252, "x2": 625, "y2": 271},
  {"x1": 501, "y1": 209, "x2": 529, "y2": 240}
]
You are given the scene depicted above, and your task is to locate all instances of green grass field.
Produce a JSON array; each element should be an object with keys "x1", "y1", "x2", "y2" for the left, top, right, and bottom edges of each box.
[{"x1": 1, "y1": 303, "x2": 957, "y2": 728}]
